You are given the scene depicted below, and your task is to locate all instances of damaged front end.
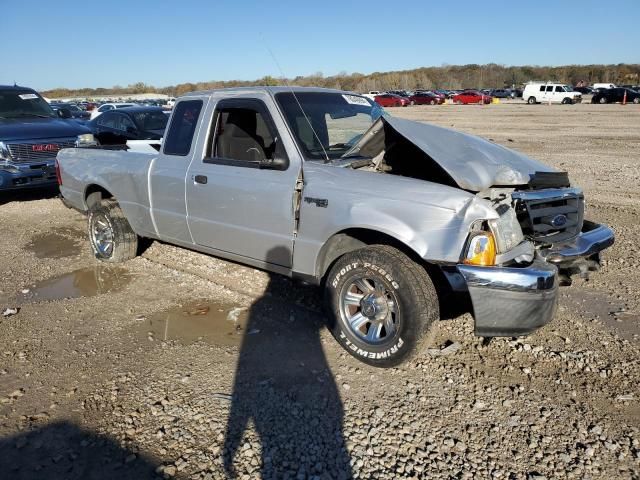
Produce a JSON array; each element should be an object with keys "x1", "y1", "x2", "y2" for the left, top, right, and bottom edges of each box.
[{"x1": 345, "y1": 116, "x2": 614, "y2": 336}]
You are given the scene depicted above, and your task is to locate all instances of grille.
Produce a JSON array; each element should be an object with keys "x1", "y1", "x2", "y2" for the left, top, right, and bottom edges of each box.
[
  {"x1": 7, "y1": 138, "x2": 77, "y2": 163},
  {"x1": 512, "y1": 188, "x2": 584, "y2": 244}
]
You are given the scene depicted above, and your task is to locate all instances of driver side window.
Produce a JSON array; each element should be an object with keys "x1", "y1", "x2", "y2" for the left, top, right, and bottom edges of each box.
[{"x1": 205, "y1": 99, "x2": 282, "y2": 167}]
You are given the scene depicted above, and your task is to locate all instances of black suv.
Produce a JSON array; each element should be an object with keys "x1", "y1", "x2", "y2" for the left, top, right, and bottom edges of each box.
[{"x1": 0, "y1": 85, "x2": 94, "y2": 191}]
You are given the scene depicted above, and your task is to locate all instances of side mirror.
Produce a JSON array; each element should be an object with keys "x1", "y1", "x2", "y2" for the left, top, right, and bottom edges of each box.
[
  {"x1": 259, "y1": 157, "x2": 288, "y2": 170},
  {"x1": 58, "y1": 108, "x2": 72, "y2": 119}
]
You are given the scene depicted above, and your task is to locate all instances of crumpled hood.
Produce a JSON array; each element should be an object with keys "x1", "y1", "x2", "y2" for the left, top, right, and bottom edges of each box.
[{"x1": 350, "y1": 116, "x2": 557, "y2": 191}]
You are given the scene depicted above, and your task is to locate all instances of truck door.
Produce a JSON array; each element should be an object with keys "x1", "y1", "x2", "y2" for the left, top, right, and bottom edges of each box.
[
  {"x1": 149, "y1": 99, "x2": 206, "y2": 243},
  {"x1": 185, "y1": 97, "x2": 301, "y2": 268}
]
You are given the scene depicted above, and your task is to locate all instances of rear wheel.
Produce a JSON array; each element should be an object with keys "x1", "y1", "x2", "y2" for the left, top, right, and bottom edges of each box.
[
  {"x1": 88, "y1": 199, "x2": 138, "y2": 262},
  {"x1": 633, "y1": 97, "x2": 640, "y2": 104},
  {"x1": 527, "y1": 96, "x2": 537, "y2": 104},
  {"x1": 430, "y1": 100, "x2": 436, "y2": 105},
  {"x1": 599, "y1": 97, "x2": 608, "y2": 104},
  {"x1": 325, "y1": 245, "x2": 439, "y2": 367}
]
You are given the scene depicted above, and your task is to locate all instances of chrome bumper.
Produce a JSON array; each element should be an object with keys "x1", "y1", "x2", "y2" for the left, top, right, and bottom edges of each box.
[
  {"x1": 458, "y1": 260, "x2": 558, "y2": 336},
  {"x1": 540, "y1": 221, "x2": 614, "y2": 268},
  {"x1": 454, "y1": 221, "x2": 614, "y2": 337}
]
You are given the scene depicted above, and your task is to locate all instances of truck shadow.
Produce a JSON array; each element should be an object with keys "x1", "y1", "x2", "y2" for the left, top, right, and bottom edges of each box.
[
  {"x1": 223, "y1": 246, "x2": 353, "y2": 479},
  {"x1": 0, "y1": 420, "x2": 160, "y2": 479},
  {"x1": 0, "y1": 186, "x2": 59, "y2": 207}
]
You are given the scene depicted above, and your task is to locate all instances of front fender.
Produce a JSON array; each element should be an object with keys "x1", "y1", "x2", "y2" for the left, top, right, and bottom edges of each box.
[{"x1": 292, "y1": 163, "x2": 498, "y2": 279}]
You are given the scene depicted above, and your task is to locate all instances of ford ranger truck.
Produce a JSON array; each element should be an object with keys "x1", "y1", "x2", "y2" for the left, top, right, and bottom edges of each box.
[
  {"x1": 0, "y1": 85, "x2": 95, "y2": 191},
  {"x1": 56, "y1": 87, "x2": 614, "y2": 367}
]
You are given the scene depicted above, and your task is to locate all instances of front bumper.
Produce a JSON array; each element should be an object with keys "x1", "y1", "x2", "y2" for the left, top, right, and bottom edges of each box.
[
  {"x1": 540, "y1": 221, "x2": 614, "y2": 276},
  {"x1": 0, "y1": 161, "x2": 57, "y2": 191},
  {"x1": 455, "y1": 221, "x2": 614, "y2": 337},
  {"x1": 458, "y1": 260, "x2": 558, "y2": 336}
]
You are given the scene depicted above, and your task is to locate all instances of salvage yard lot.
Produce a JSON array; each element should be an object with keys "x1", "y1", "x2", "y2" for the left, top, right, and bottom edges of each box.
[{"x1": 0, "y1": 103, "x2": 639, "y2": 479}]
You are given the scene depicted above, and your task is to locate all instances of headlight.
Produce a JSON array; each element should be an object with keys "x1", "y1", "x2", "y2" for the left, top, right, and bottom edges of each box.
[
  {"x1": 75, "y1": 133, "x2": 97, "y2": 147},
  {"x1": 463, "y1": 232, "x2": 496, "y2": 266},
  {"x1": 489, "y1": 205, "x2": 524, "y2": 253},
  {"x1": 0, "y1": 141, "x2": 9, "y2": 161}
]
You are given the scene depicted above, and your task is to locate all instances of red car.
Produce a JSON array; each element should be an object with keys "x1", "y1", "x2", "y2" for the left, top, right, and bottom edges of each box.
[
  {"x1": 452, "y1": 91, "x2": 492, "y2": 105},
  {"x1": 374, "y1": 94, "x2": 410, "y2": 107},
  {"x1": 409, "y1": 92, "x2": 445, "y2": 105}
]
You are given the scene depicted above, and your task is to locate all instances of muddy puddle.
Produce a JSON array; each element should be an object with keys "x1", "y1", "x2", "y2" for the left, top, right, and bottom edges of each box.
[
  {"x1": 19, "y1": 266, "x2": 132, "y2": 302},
  {"x1": 25, "y1": 229, "x2": 84, "y2": 259},
  {"x1": 140, "y1": 301, "x2": 250, "y2": 346}
]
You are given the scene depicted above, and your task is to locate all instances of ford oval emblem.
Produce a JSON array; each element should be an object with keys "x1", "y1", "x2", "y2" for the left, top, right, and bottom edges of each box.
[{"x1": 551, "y1": 214, "x2": 568, "y2": 228}]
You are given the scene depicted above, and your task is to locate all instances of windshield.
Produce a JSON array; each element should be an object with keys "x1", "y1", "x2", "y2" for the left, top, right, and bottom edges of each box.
[
  {"x1": 0, "y1": 90, "x2": 55, "y2": 118},
  {"x1": 563, "y1": 85, "x2": 574, "y2": 92},
  {"x1": 275, "y1": 92, "x2": 385, "y2": 160},
  {"x1": 133, "y1": 111, "x2": 169, "y2": 131}
]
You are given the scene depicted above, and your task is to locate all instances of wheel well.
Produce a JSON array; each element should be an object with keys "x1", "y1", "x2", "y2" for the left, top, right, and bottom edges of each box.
[
  {"x1": 317, "y1": 228, "x2": 427, "y2": 283},
  {"x1": 84, "y1": 185, "x2": 114, "y2": 209}
]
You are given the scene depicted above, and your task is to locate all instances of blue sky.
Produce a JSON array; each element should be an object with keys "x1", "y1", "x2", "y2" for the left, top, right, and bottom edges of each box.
[{"x1": 3, "y1": 0, "x2": 638, "y2": 90}]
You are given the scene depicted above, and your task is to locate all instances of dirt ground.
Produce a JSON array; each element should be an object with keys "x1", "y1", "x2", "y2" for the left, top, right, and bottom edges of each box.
[{"x1": 0, "y1": 102, "x2": 638, "y2": 480}]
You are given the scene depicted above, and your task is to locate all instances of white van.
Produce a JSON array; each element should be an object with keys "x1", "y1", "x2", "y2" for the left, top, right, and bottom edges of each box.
[
  {"x1": 592, "y1": 83, "x2": 615, "y2": 90},
  {"x1": 523, "y1": 83, "x2": 583, "y2": 104}
]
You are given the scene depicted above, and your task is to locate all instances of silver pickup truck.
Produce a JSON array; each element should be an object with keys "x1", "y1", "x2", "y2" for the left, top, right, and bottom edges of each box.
[{"x1": 57, "y1": 87, "x2": 614, "y2": 367}]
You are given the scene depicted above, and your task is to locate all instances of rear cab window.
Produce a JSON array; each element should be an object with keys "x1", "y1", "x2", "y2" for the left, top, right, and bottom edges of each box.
[{"x1": 163, "y1": 100, "x2": 204, "y2": 156}]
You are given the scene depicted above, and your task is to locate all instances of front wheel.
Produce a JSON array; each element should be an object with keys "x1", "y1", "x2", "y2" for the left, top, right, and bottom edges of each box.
[
  {"x1": 599, "y1": 97, "x2": 608, "y2": 104},
  {"x1": 562, "y1": 97, "x2": 572, "y2": 104},
  {"x1": 88, "y1": 199, "x2": 138, "y2": 262},
  {"x1": 527, "y1": 96, "x2": 537, "y2": 104},
  {"x1": 430, "y1": 100, "x2": 436, "y2": 105},
  {"x1": 633, "y1": 97, "x2": 640, "y2": 104},
  {"x1": 324, "y1": 245, "x2": 439, "y2": 367}
]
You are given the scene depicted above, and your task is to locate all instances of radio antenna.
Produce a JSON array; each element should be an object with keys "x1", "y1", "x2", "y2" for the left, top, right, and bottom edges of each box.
[{"x1": 260, "y1": 34, "x2": 329, "y2": 162}]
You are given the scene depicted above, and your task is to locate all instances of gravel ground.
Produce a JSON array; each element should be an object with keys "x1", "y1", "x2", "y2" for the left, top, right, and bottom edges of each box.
[{"x1": 0, "y1": 102, "x2": 638, "y2": 479}]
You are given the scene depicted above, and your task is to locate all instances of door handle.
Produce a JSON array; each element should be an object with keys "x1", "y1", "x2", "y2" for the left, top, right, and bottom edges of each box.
[{"x1": 194, "y1": 175, "x2": 208, "y2": 185}]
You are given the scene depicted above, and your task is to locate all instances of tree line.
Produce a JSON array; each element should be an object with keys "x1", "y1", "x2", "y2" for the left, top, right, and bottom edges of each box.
[{"x1": 42, "y1": 63, "x2": 640, "y2": 98}]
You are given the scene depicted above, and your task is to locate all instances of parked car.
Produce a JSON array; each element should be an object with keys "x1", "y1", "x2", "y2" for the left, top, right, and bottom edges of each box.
[
  {"x1": 374, "y1": 94, "x2": 409, "y2": 107},
  {"x1": 523, "y1": 83, "x2": 582, "y2": 104},
  {"x1": 408, "y1": 92, "x2": 444, "y2": 105},
  {"x1": 89, "y1": 106, "x2": 169, "y2": 145},
  {"x1": 0, "y1": 85, "x2": 95, "y2": 191},
  {"x1": 592, "y1": 83, "x2": 616, "y2": 90},
  {"x1": 591, "y1": 87, "x2": 640, "y2": 104},
  {"x1": 573, "y1": 86, "x2": 593, "y2": 95},
  {"x1": 362, "y1": 91, "x2": 383, "y2": 100},
  {"x1": 452, "y1": 91, "x2": 492, "y2": 104},
  {"x1": 58, "y1": 87, "x2": 613, "y2": 367},
  {"x1": 89, "y1": 103, "x2": 137, "y2": 120},
  {"x1": 490, "y1": 89, "x2": 513, "y2": 99},
  {"x1": 50, "y1": 103, "x2": 90, "y2": 120}
]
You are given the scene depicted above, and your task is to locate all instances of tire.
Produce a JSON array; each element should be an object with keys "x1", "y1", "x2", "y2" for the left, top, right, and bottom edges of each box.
[
  {"x1": 633, "y1": 97, "x2": 639, "y2": 104},
  {"x1": 562, "y1": 97, "x2": 571, "y2": 104},
  {"x1": 88, "y1": 199, "x2": 138, "y2": 263},
  {"x1": 527, "y1": 97, "x2": 537, "y2": 104},
  {"x1": 430, "y1": 100, "x2": 436, "y2": 105},
  {"x1": 324, "y1": 245, "x2": 439, "y2": 367},
  {"x1": 454, "y1": 100, "x2": 462, "y2": 105},
  {"x1": 599, "y1": 97, "x2": 607, "y2": 104},
  {"x1": 409, "y1": 100, "x2": 415, "y2": 106}
]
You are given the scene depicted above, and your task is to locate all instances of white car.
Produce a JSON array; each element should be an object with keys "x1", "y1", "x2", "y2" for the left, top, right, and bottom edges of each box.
[
  {"x1": 90, "y1": 103, "x2": 137, "y2": 120},
  {"x1": 592, "y1": 83, "x2": 615, "y2": 90},
  {"x1": 362, "y1": 91, "x2": 383, "y2": 100},
  {"x1": 523, "y1": 83, "x2": 582, "y2": 105}
]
